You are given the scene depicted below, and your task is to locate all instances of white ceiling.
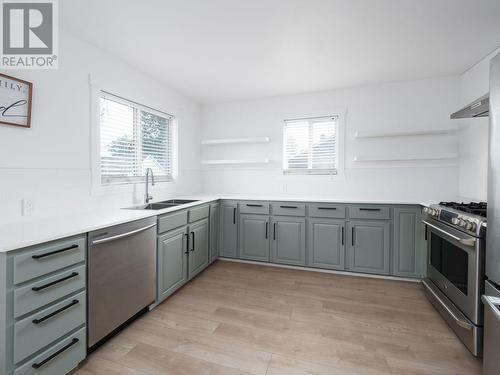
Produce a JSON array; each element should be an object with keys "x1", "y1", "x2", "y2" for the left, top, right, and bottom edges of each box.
[{"x1": 61, "y1": 0, "x2": 500, "y2": 104}]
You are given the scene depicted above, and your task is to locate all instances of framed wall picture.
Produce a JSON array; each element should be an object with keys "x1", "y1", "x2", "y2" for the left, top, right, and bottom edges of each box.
[{"x1": 0, "y1": 73, "x2": 33, "y2": 128}]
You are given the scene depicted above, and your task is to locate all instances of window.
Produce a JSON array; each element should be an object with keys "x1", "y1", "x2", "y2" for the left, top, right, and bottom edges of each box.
[
  {"x1": 99, "y1": 91, "x2": 174, "y2": 184},
  {"x1": 283, "y1": 116, "x2": 339, "y2": 174}
]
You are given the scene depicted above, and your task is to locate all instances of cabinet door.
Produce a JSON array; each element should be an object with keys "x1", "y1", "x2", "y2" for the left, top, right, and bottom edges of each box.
[
  {"x1": 393, "y1": 207, "x2": 422, "y2": 278},
  {"x1": 239, "y1": 214, "x2": 270, "y2": 261},
  {"x1": 210, "y1": 204, "x2": 220, "y2": 263},
  {"x1": 348, "y1": 220, "x2": 390, "y2": 275},
  {"x1": 220, "y1": 204, "x2": 238, "y2": 258},
  {"x1": 271, "y1": 217, "x2": 306, "y2": 266},
  {"x1": 157, "y1": 227, "x2": 188, "y2": 303},
  {"x1": 188, "y1": 219, "x2": 209, "y2": 279},
  {"x1": 308, "y1": 218, "x2": 345, "y2": 270}
]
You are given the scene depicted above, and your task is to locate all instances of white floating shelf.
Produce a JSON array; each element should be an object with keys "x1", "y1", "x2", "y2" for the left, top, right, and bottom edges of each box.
[
  {"x1": 201, "y1": 159, "x2": 270, "y2": 165},
  {"x1": 201, "y1": 137, "x2": 270, "y2": 145},
  {"x1": 353, "y1": 153, "x2": 458, "y2": 162},
  {"x1": 354, "y1": 128, "x2": 457, "y2": 139}
]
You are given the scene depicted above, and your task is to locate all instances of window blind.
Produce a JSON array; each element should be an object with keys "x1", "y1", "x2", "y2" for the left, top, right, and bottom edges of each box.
[
  {"x1": 283, "y1": 116, "x2": 338, "y2": 175},
  {"x1": 99, "y1": 91, "x2": 174, "y2": 184}
]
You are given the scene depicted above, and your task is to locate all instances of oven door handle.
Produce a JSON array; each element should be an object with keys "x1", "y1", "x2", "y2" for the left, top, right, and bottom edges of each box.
[
  {"x1": 422, "y1": 279, "x2": 473, "y2": 330},
  {"x1": 422, "y1": 220, "x2": 476, "y2": 247}
]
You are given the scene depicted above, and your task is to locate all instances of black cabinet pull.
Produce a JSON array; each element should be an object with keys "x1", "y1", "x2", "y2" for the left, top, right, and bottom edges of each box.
[
  {"x1": 352, "y1": 227, "x2": 355, "y2": 246},
  {"x1": 184, "y1": 233, "x2": 189, "y2": 254},
  {"x1": 233, "y1": 208, "x2": 236, "y2": 224},
  {"x1": 273, "y1": 223, "x2": 277, "y2": 240},
  {"x1": 280, "y1": 205, "x2": 298, "y2": 209},
  {"x1": 32, "y1": 337, "x2": 79, "y2": 369},
  {"x1": 341, "y1": 227, "x2": 344, "y2": 246},
  {"x1": 32, "y1": 244, "x2": 78, "y2": 260},
  {"x1": 190, "y1": 232, "x2": 195, "y2": 252},
  {"x1": 424, "y1": 225, "x2": 428, "y2": 241},
  {"x1": 32, "y1": 272, "x2": 79, "y2": 292},
  {"x1": 246, "y1": 204, "x2": 263, "y2": 207},
  {"x1": 265, "y1": 222, "x2": 269, "y2": 239},
  {"x1": 317, "y1": 207, "x2": 337, "y2": 210},
  {"x1": 32, "y1": 299, "x2": 79, "y2": 324},
  {"x1": 359, "y1": 208, "x2": 381, "y2": 212}
]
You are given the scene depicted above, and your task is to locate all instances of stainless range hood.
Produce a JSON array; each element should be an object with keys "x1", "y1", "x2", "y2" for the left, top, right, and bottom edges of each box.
[{"x1": 451, "y1": 94, "x2": 489, "y2": 119}]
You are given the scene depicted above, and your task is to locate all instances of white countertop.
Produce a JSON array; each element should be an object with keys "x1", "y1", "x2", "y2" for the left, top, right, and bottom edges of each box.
[
  {"x1": 0, "y1": 195, "x2": 427, "y2": 253},
  {"x1": 0, "y1": 197, "x2": 219, "y2": 253}
]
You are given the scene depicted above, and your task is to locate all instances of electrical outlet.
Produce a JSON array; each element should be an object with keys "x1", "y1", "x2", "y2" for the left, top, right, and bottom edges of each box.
[{"x1": 21, "y1": 199, "x2": 34, "y2": 216}]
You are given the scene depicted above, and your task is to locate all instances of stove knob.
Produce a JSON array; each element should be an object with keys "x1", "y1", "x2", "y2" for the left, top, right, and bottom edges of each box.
[
  {"x1": 423, "y1": 207, "x2": 429, "y2": 214},
  {"x1": 451, "y1": 218, "x2": 460, "y2": 225},
  {"x1": 468, "y1": 221, "x2": 477, "y2": 231},
  {"x1": 458, "y1": 219, "x2": 467, "y2": 228}
]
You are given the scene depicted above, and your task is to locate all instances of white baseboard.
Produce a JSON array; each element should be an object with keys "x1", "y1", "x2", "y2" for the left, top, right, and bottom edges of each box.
[{"x1": 218, "y1": 257, "x2": 421, "y2": 283}]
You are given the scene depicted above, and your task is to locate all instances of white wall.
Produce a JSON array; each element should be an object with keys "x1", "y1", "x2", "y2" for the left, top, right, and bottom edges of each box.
[
  {"x1": 457, "y1": 48, "x2": 500, "y2": 202},
  {"x1": 0, "y1": 30, "x2": 202, "y2": 223},
  {"x1": 200, "y1": 77, "x2": 460, "y2": 203}
]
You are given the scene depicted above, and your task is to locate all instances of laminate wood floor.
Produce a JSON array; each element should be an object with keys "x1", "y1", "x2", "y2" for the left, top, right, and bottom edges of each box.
[{"x1": 73, "y1": 260, "x2": 482, "y2": 375}]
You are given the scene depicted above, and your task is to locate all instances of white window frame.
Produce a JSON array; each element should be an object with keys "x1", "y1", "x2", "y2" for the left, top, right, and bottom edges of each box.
[
  {"x1": 282, "y1": 112, "x2": 345, "y2": 176},
  {"x1": 89, "y1": 75, "x2": 179, "y2": 195}
]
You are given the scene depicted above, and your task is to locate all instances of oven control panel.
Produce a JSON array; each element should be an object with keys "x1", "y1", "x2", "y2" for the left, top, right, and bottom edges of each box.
[{"x1": 423, "y1": 205, "x2": 484, "y2": 236}]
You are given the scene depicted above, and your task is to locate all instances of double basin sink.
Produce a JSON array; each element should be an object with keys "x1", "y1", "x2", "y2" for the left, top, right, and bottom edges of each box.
[{"x1": 127, "y1": 199, "x2": 199, "y2": 210}]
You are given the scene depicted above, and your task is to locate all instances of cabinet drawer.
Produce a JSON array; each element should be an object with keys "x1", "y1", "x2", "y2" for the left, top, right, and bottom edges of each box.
[
  {"x1": 14, "y1": 265, "x2": 86, "y2": 318},
  {"x1": 13, "y1": 236, "x2": 86, "y2": 285},
  {"x1": 14, "y1": 327, "x2": 86, "y2": 375},
  {"x1": 272, "y1": 203, "x2": 306, "y2": 217},
  {"x1": 308, "y1": 204, "x2": 346, "y2": 218},
  {"x1": 239, "y1": 202, "x2": 270, "y2": 215},
  {"x1": 14, "y1": 291, "x2": 86, "y2": 364},
  {"x1": 188, "y1": 205, "x2": 210, "y2": 223},
  {"x1": 158, "y1": 210, "x2": 188, "y2": 233},
  {"x1": 350, "y1": 205, "x2": 390, "y2": 220}
]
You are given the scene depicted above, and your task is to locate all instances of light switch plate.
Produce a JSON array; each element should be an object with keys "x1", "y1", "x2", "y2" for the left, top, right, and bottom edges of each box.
[{"x1": 21, "y1": 199, "x2": 34, "y2": 216}]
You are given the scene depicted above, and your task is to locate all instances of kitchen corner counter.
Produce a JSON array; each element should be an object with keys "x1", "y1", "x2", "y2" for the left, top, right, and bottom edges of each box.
[
  {"x1": 0, "y1": 195, "x2": 427, "y2": 253},
  {"x1": 0, "y1": 197, "x2": 219, "y2": 253}
]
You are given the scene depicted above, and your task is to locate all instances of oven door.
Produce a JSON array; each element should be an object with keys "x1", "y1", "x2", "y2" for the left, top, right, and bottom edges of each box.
[{"x1": 423, "y1": 217, "x2": 484, "y2": 325}]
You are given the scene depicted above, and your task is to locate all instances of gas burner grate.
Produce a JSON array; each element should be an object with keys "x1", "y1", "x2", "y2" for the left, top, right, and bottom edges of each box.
[{"x1": 439, "y1": 202, "x2": 487, "y2": 217}]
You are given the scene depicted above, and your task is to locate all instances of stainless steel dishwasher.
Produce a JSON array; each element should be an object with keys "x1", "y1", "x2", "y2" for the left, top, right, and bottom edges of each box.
[{"x1": 87, "y1": 217, "x2": 156, "y2": 349}]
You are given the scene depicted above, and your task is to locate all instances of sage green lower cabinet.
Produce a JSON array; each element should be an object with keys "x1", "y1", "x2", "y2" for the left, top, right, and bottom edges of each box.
[
  {"x1": 209, "y1": 203, "x2": 220, "y2": 263},
  {"x1": 188, "y1": 218, "x2": 209, "y2": 279},
  {"x1": 239, "y1": 214, "x2": 270, "y2": 261},
  {"x1": 157, "y1": 227, "x2": 188, "y2": 303},
  {"x1": 220, "y1": 203, "x2": 238, "y2": 258},
  {"x1": 0, "y1": 234, "x2": 87, "y2": 375},
  {"x1": 308, "y1": 218, "x2": 345, "y2": 270},
  {"x1": 347, "y1": 220, "x2": 390, "y2": 275},
  {"x1": 393, "y1": 207, "x2": 422, "y2": 278},
  {"x1": 271, "y1": 217, "x2": 306, "y2": 266}
]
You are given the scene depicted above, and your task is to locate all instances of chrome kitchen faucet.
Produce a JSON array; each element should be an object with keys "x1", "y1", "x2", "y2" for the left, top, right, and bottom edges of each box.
[{"x1": 144, "y1": 168, "x2": 155, "y2": 203}]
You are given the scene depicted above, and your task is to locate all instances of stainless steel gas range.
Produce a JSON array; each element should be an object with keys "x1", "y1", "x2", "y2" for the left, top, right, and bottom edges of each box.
[{"x1": 422, "y1": 202, "x2": 487, "y2": 357}]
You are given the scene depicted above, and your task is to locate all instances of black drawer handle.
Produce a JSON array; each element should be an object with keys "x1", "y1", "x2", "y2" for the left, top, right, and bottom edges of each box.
[
  {"x1": 317, "y1": 207, "x2": 337, "y2": 210},
  {"x1": 190, "y1": 231, "x2": 195, "y2": 252},
  {"x1": 32, "y1": 337, "x2": 79, "y2": 369},
  {"x1": 265, "y1": 222, "x2": 269, "y2": 239},
  {"x1": 32, "y1": 299, "x2": 79, "y2": 324},
  {"x1": 184, "y1": 233, "x2": 189, "y2": 254},
  {"x1": 280, "y1": 205, "x2": 298, "y2": 209},
  {"x1": 341, "y1": 227, "x2": 344, "y2": 246},
  {"x1": 32, "y1": 244, "x2": 79, "y2": 260},
  {"x1": 32, "y1": 272, "x2": 79, "y2": 292},
  {"x1": 246, "y1": 204, "x2": 263, "y2": 207},
  {"x1": 273, "y1": 223, "x2": 277, "y2": 240},
  {"x1": 359, "y1": 208, "x2": 381, "y2": 212},
  {"x1": 233, "y1": 208, "x2": 236, "y2": 224}
]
